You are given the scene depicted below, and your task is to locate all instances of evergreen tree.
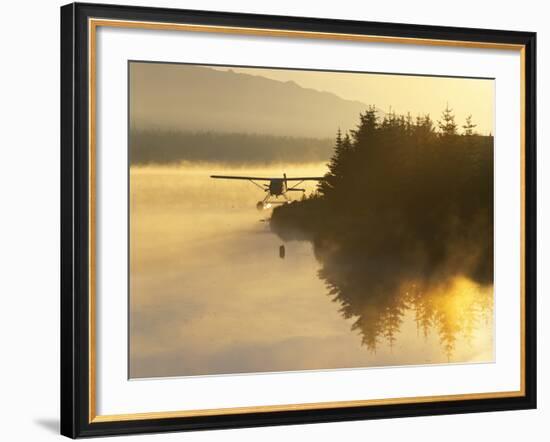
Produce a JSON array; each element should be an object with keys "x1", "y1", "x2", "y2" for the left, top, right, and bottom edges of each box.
[
  {"x1": 414, "y1": 114, "x2": 434, "y2": 139},
  {"x1": 350, "y1": 105, "x2": 378, "y2": 145},
  {"x1": 362, "y1": 105, "x2": 378, "y2": 132},
  {"x1": 462, "y1": 114, "x2": 477, "y2": 136},
  {"x1": 319, "y1": 128, "x2": 351, "y2": 197},
  {"x1": 341, "y1": 133, "x2": 352, "y2": 166},
  {"x1": 405, "y1": 112, "x2": 414, "y2": 135},
  {"x1": 381, "y1": 108, "x2": 396, "y2": 130},
  {"x1": 437, "y1": 104, "x2": 458, "y2": 136}
]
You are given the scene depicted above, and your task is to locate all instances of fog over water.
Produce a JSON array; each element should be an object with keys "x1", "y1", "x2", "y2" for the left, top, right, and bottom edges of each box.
[{"x1": 129, "y1": 163, "x2": 493, "y2": 378}]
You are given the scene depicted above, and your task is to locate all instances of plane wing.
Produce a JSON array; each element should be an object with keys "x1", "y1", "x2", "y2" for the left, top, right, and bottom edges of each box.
[
  {"x1": 211, "y1": 175, "x2": 325, "y2": 181},
  {"x1": 284, "y1": 177, "x2": 325, "y2": 181},
  {"x1": 210, "y1": 175, "x2": 272, "y2": 181}
]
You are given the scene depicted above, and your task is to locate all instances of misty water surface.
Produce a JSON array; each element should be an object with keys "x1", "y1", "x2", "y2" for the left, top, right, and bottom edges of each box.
[{"x1": 129, "y1": 163, "x2": 493, "y2": 378}]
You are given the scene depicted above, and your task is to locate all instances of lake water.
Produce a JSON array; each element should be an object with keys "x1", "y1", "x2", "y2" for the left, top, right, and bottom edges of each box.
[{"x1": 129, "y1": 163, "x2": 493, "y2": 378}]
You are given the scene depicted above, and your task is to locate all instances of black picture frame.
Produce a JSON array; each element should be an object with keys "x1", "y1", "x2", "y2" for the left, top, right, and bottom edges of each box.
[{"x1": 61, "y1": 2, "x2": 537, "y2": 438}]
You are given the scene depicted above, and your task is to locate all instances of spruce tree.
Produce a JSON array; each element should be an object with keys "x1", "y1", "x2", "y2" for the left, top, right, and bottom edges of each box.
[
  {"x1": 405, "y1": 112, "x2": 414, "y2": 135},
  {"x1": 414, "y1": 114, "x2": 434, "y2": 140},
  {"x1": 437, "y1": 104, "x2": 458, "y2": 136},
  {"x1": 462, "y1": 114, "x2": 477, "y2": 136},
  {"x1": 319, "y1": 128, "x2": 348, "y2": 197},
  {"x1": 351, "y1": 105, "x2": 378, "y2": 145}
]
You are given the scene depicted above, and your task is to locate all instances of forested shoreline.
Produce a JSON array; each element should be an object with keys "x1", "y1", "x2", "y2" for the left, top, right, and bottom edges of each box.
[{"x1": 270, "y1": 106, "x2": 494, "y2": 354}]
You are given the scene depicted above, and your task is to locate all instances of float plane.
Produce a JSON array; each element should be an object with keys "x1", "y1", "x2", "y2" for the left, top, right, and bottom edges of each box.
[{"x1": 211, "y1": 173, "x2": 324, "y2": 210}]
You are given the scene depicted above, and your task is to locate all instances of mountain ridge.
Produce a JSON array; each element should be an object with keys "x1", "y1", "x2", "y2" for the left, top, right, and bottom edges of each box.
[{"x1": 130, "y1": 63, "x2": 378, "y2": 138}]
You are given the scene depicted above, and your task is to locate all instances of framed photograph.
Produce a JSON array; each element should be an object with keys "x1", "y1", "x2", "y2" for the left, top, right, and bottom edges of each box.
[{"x1": 60, "y1": 2, "x2": 536, "y2": 438}]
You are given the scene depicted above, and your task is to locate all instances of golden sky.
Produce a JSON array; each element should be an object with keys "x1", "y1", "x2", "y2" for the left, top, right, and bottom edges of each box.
[{"x1": 213, "y1": 66, "x2": 495, "y2": 135}]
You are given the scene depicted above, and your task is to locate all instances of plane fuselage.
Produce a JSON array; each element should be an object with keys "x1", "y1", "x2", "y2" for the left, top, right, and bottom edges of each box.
[{"x1": 268, "y1": 179, "x2": 285, "y2": 196}]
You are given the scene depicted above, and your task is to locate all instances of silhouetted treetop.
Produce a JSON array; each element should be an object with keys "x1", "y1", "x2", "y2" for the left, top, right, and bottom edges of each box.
[
  {"x1": 463, "y1": 114, "x2": 478, "y2": 136},
  {"x1": 438, "y1": 104, "x2": 458, "y2": 136}
]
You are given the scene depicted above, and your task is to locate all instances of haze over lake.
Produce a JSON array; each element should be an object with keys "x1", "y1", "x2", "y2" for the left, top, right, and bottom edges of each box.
[{"x1": 129, "y1": 163, "x2": 493, "y2": 378}]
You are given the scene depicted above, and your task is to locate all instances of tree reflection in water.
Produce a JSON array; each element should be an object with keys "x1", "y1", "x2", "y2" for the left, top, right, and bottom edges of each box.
[{"x1": 318, "y1": 247, "x2": 493, "y2": 359}]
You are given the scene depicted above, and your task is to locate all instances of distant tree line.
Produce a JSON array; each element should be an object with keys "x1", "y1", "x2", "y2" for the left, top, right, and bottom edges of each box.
[
  {"x1": 271, "y1": 105, "x2": 494, "y2": 355},
  {"x1": 130, "y1": 129, "x2": 334, "y2": 165}
]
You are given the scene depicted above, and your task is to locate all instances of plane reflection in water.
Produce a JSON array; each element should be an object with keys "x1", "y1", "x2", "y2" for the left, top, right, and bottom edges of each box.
[
  {"x1": 211, "y1": 173, "x2": 324, "y2": 210},
  {"x1": 129, "y1": 164, "x2": 493, "y2": 379}
]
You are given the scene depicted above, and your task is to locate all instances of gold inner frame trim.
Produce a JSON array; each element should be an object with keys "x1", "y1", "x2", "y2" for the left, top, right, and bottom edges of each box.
[{"x1": 88, "y1": 17, "x2": 527, "y2": 424}]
